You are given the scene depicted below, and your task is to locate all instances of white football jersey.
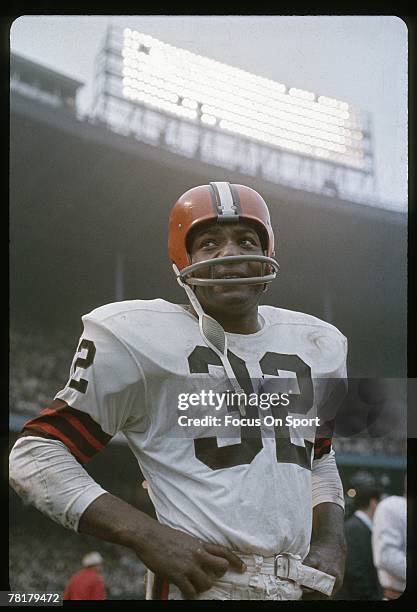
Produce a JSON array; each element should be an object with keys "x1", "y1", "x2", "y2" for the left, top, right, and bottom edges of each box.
[{"x1": 55, "y1": 298, "x2": 347, "y2": 558}]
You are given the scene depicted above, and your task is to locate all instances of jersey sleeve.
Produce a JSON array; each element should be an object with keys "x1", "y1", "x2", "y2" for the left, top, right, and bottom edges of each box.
[{"x1": 22, "y1": 315, "x2": 147, "y2": 463}]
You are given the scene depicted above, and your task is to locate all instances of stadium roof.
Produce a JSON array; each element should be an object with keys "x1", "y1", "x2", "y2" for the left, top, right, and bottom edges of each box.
[{"x1": 11, "y1": 52, "x2": 84, "y2": 95}]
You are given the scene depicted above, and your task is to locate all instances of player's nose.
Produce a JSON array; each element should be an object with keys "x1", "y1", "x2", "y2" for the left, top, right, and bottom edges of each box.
[
  {"x1": 214, "y1": 239, "x2": 249, "y2": 278},
  {"x1": 217, "y1": 238, "x2": 242, "y2": 258}
]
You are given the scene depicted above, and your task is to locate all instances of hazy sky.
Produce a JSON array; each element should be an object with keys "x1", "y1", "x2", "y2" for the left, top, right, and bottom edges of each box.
[{"x1": 10, "y1": 15, "x2": 407, "y2": 208}]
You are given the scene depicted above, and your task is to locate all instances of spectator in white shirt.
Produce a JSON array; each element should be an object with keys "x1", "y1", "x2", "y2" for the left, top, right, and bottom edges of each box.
[{"x1": 372, "y1": 478, "x2": 406, "y2": 600}]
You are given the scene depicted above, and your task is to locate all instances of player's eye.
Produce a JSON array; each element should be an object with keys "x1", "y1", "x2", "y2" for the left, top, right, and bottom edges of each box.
[
  {"x1": 240, "y1": 236, "x2": 258, "y2": 247},
  {"x1": 200, "y1": 238, "x2": 218, "y2": 248}
]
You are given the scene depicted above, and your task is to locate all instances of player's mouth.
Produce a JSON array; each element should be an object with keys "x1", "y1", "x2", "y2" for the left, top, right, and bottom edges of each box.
[
  {"x1": 213, "y1": 268, "x2": 249, "y2": 280},
  {"x1": 218, "y1": 274, "x2": 246, "y2": 279},
  {"x1": 211, "y1": 271, "x2": 254, "y2": 289}
]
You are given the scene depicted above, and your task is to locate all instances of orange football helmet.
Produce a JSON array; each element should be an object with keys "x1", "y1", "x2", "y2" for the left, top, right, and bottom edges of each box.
[{"x1": 168, "y1": 182, "x2": 279, "y2": 286}]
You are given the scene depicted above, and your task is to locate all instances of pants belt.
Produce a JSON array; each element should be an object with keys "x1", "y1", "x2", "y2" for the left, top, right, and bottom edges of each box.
[{"x1": 235, "y1": 553, "x2": 336, "y2": 597}]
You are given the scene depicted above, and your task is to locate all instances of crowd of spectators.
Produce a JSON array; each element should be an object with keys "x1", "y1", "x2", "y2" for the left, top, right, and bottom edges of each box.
[
  {"x1": 10, "y1": 326, "x2": 77, "y2": 415},
  {"x1": 9, "y1": 501, "x2": 146, "y2": 599},
  {"x1": 336, "y1": 473, "x2": 407, "y2": 600},
  {"x1": 333, "y1": 437, "x2": 406, "y2": 456}
]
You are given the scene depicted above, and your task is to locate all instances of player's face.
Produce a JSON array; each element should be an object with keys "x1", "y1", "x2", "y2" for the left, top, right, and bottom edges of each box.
[{"x1": 189, "y1": 222, "x2": 265, "y2": 315}]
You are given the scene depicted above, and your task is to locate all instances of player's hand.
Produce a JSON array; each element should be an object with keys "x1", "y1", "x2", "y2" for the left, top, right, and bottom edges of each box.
[
  {"x1": 136, "y1": 522, "x2": 246, "y2": 599},
  {"x1": 301, "y1": 538, "x2": 346, "y2": 600}
]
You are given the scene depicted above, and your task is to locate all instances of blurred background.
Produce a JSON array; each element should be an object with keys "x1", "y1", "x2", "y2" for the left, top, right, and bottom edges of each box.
[{"x1": 9, "y1": 16, "x2": 407, "y2": 599}]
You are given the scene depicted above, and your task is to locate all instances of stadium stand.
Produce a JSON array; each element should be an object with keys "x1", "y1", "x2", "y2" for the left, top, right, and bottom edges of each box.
[
  {"x1": 10, "y1": 327, "x2": 76, "y2": 416},
  {"x1": 9, "y1": 500, "x2": 146, "y2": 598}
]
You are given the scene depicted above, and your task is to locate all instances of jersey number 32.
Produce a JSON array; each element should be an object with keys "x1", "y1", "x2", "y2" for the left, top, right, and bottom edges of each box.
[{"x1": 188, "y1": 346, "x2": 314, "y2": 472}]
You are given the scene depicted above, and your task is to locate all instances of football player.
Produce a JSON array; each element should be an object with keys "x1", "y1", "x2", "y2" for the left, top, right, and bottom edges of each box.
[{"x1": 10, "y1": 182, "x2": 347, "y2": 600}]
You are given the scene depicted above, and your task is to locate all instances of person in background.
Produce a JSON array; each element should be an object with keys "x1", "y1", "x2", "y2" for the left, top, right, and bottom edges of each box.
[
  {"x1": 336, "y1": 479, "x2": 383, "y2": 600},
  {"x1": 63, "y1": 551, "x2": 107, "y2": 600},
  {"x1": 372, "y1": 477, "x2": 406, "y2": 600}
]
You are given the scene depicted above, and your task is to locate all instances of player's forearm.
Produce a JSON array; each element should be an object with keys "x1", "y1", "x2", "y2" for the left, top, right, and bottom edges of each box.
[
  {"x1": 78, "y1": 491, "x2": 160, "y2": 554},
  {"x1": 304, "y1": 502, "x2": 346, "y2": 596},
  {"x1": 311, "y1": 502, "x2": 346, "y2": 547}
]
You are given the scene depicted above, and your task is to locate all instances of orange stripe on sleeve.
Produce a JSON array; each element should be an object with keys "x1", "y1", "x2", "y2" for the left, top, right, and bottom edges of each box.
[
  {"x1": 25, "y1": 422, "x2": 91, "y2": 463},
  {"x1": 40, "y1": 407, "x2": 105, "y2": 452}
]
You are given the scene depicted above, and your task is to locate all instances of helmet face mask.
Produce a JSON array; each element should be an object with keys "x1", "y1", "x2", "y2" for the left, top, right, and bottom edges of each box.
[
  {"x1": 168, "y1": 182, "x2": 279, "y2": 287},
  {"x1": 178, "y1": 254, "x2": 278, "y2": 287}
]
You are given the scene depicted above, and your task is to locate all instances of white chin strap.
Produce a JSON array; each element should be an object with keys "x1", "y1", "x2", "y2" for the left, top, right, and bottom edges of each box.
[{"x1": 174, "y1": 263, "x2": 247, "y2": 417}]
